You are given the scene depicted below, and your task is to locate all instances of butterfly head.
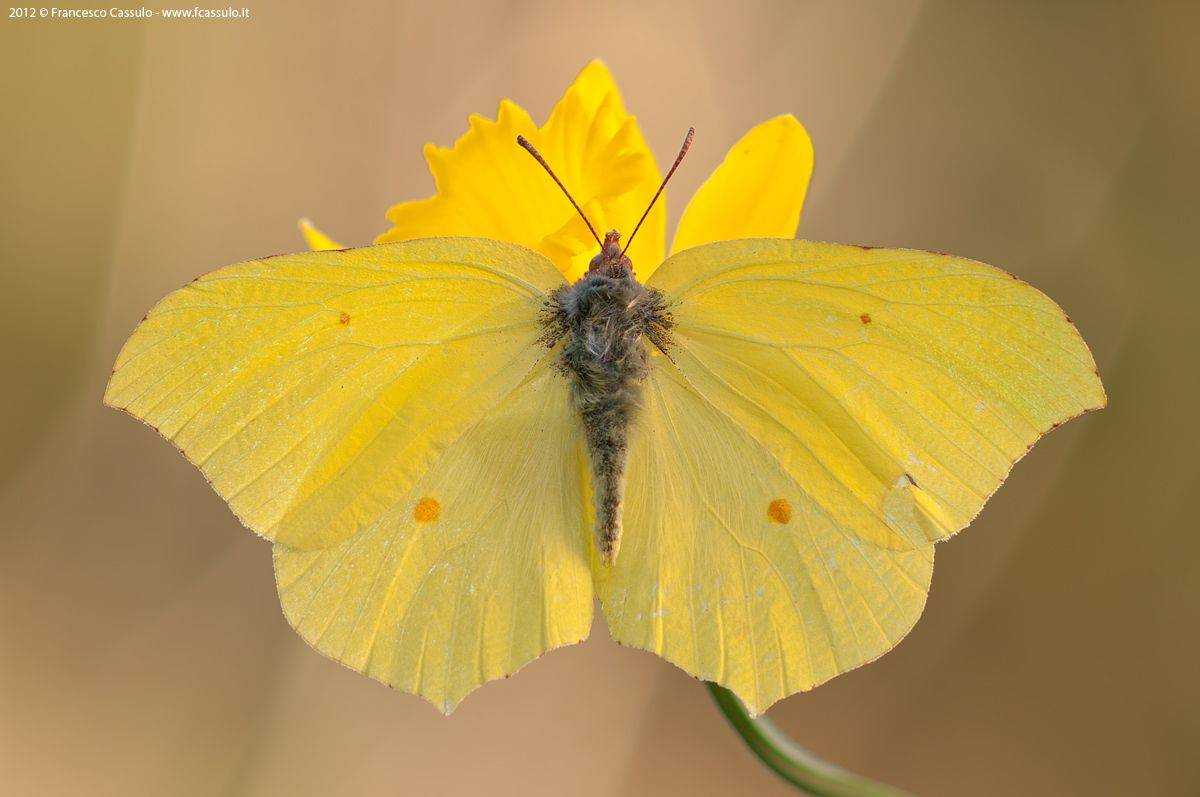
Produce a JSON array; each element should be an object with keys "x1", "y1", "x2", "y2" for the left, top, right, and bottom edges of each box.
[
  {"x1": 517, "y1": 128, "x2": 694, "y2": 283},
  {"x1": 588, "y1": 230, "x2": 633, "y2": 278}
]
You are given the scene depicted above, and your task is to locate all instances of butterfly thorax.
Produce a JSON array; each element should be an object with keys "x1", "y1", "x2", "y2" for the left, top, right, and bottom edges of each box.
[{"x1": 544, "y1": 230, "x2": 672, "y2": 564}]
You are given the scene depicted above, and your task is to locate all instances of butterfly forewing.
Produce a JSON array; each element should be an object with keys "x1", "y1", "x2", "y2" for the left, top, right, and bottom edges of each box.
[
  {"x1": 104, "y1": 238, "x2": 561, "y2": 551},
  {"x1": 647, "y1": 238, "x2": 1106, "y2": 551}
]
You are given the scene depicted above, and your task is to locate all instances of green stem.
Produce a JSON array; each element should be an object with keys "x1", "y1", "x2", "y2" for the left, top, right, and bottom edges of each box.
[{"x1": 705, "y1": 683, "x2": 912, "y2": 797}]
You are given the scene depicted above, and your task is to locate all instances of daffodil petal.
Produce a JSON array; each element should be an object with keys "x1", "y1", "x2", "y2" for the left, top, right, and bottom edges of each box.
[
  {"x1": 298, "y1": 218, "x2": 344, "y2": 251},
  {"x1": 668, "y1": 114, "x2": 814, "y2": 260},
  {"x1": 377, "y1": 60, "x2": 664, "y2": 281},
  {"x1": 538, "y1": 63, "x2": 665, "y2": 279}
]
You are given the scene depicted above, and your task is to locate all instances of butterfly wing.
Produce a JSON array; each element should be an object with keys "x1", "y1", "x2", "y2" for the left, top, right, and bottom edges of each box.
[
  {"x1": 106, "y1": 238, "x2": 593, "y2": 711},
  {"x1": 597, "y1": 363, "x2": 934, "y2": 716},
  {"x1": 274, "y1": 365, "x2": 591, "y2": 713},
  {"x1": 596, "y1": 238, "x2": 1103, "y2": 713},
  {"x1": 648, "y1": 238, "x2": 1106, "y2": 550},
  {"x1": 105, "y1": 238, "x2": 560, "y2": 550}
]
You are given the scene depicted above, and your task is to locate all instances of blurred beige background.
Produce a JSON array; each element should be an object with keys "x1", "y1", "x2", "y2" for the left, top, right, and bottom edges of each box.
[{"x1": 2, "y1": 1, "x2": 1197, "y2": 794}]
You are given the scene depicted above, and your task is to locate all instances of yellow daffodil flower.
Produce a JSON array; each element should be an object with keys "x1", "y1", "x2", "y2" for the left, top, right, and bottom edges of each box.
[{"x1": 298, "y1": 59, "x2": 814, "y2": 282}]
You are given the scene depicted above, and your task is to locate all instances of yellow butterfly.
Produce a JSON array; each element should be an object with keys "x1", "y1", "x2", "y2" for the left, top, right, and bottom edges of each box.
[{"x1": 105, "y1": 61, "x2": 1104, "y2": 715}]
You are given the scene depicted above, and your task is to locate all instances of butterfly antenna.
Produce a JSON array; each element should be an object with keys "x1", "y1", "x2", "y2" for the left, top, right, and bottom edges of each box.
[
  {"x1": 516, "y1": 135, "x2": 602, "y2": 247},
  {"x1": 622, "y1": 127, "x2": 694, "y2": 256}
]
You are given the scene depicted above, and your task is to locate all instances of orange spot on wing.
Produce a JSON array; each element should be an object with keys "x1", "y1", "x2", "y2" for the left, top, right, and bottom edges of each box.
[
  {"x1": 767, "y1": 498, "x2": 792, "y2": 524},
  {"x1": 860, "y1": 313, "x2": 872, "y2": 325},
  {"x1": 339, "y1": 312, "x2": 351, "y2": 325},
  {"x1": 413, "y1": 497, "x2": 441, "y2": 522}
]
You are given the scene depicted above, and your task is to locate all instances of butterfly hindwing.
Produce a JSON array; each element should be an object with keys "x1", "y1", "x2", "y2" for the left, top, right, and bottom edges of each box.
[
  {"x1": 273, "y1": 366, "x2": 591, "y2": 713},
  {"x1": 597, "y1": 363, "x2": 934, "y2": 715}
]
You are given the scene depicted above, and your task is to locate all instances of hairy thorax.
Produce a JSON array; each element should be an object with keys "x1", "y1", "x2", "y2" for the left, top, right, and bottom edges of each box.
[{"x1": 543, "y1": 231, "x2": 672, "y2": 564}]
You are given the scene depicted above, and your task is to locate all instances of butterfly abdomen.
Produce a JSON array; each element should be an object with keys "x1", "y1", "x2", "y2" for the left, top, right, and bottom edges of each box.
[{"x1": 546, "y1": 254, "x2": 671, "y2": 565}]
